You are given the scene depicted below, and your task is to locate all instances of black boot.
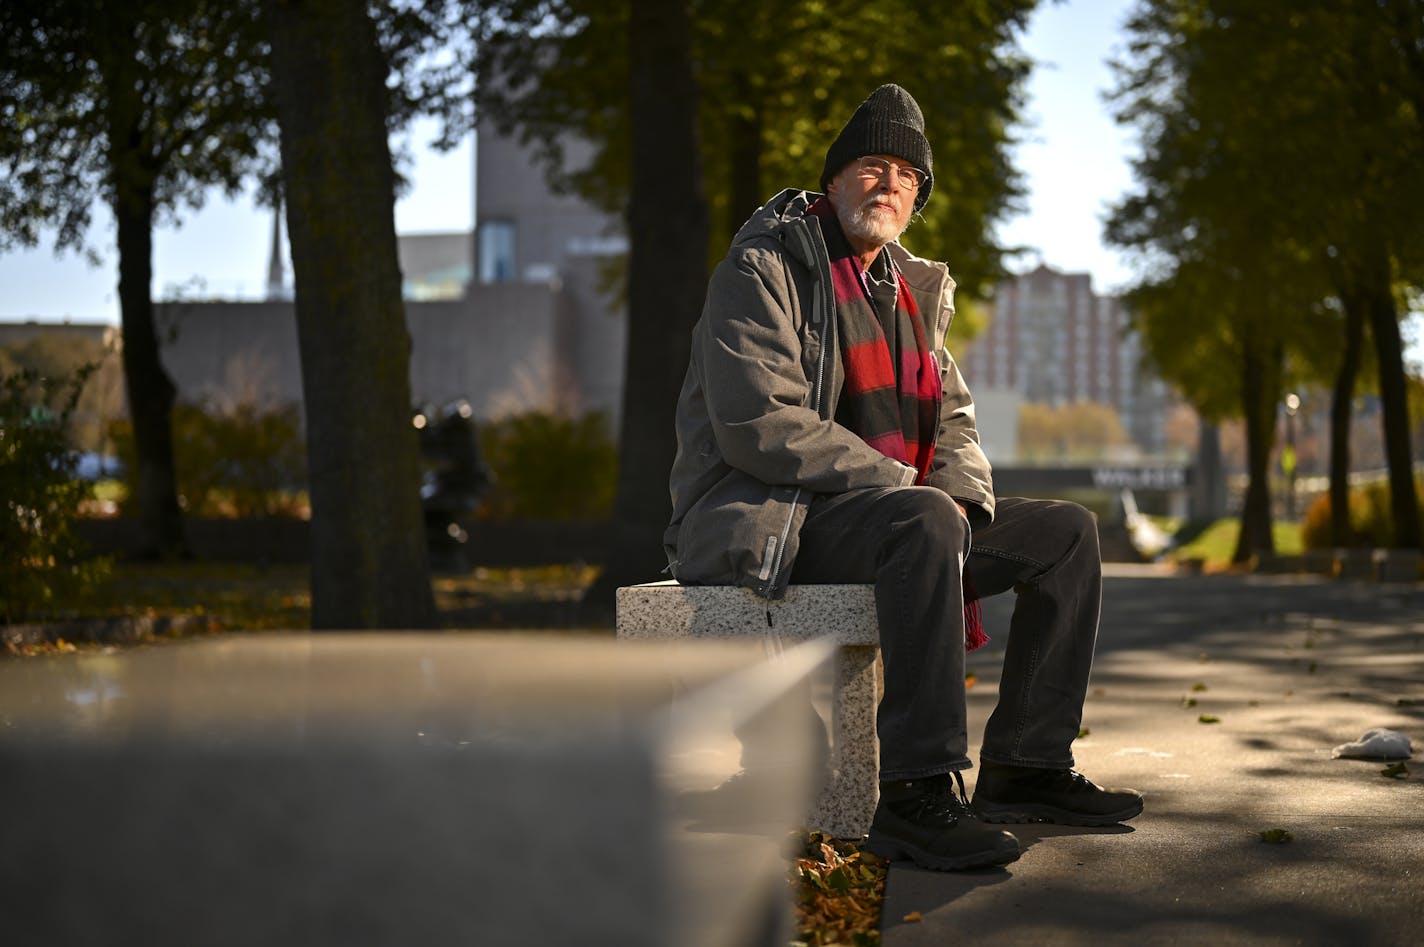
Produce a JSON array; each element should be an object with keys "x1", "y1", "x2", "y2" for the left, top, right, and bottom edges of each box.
[
  {"x1": 865, "y1": 771, "x2": 1021, "y2": 870},
  {"x1": 972, "y1": 762, "x2": 1143, "y2": 826}
]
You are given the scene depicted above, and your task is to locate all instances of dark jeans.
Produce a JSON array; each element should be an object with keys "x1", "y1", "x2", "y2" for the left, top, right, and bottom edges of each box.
[{"x1": 790, "y1": 487, "x2": 1102, "y2": 780}]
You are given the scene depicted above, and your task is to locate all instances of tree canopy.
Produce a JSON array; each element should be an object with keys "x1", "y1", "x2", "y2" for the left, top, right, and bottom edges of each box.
[
  {"x1": 1107, "y1": 0, "x2": 1424, "y2": 554},
  {"x1": 0, "y1": 1, "x2": 275, "y2": 255},
  {"x1": 470, "y1": 0, "x2": 1037, "y2": 298},
  {"x1": 0, "y1": 0, "x2": 277, "y2": 557}
]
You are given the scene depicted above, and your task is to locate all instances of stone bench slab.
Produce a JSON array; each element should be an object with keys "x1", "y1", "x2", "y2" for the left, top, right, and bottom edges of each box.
[
  {"x1": 617, "y1": 580, "x2": 879, "y2": 645},
  {"x1": 618, "y1": 581, "x2": 883, "y2": 838}
]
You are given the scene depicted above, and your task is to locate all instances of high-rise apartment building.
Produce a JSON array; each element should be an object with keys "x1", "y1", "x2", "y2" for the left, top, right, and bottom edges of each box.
[{"x1": 961, "y1": 264, "x2": 1170, "y2": 455}]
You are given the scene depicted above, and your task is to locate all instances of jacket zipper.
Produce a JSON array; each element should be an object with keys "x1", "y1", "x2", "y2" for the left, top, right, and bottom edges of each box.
[{"x1": 761, "y1": 223, "x2": 835, "y2": 594}]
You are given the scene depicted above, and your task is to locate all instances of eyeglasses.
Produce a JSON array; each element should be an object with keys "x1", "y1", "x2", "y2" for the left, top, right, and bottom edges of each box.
[{"x1": 854, "y1": 156, "x2": 927, "y2": 190}]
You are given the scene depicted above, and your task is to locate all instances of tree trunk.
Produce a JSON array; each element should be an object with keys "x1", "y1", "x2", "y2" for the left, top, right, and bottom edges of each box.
[
  {"x1": 1361, "y1": 251, "x2": 1421, "y2": 549},
  {"x1": 1192, "y1": 419, "x2": 1225, "y2": 521},
  {"x1": 1329, "y1": 290, "x2": 1366, "y2": 546},
  {"x1": 266, "y1": 0, "x2": 435, "y2": 629},
  {"x1": 586, "y1": 0, "x2": 710, "y2": 605},
  {"x1": 106, "y1": 92, "x2": 188, "y2": 559},
  {"x1": 1233, "y1": 344, "x2": 1278, "y2": 563},
  {"x1": 728, "y1": 79, "x2": 764, "y2": 236}
]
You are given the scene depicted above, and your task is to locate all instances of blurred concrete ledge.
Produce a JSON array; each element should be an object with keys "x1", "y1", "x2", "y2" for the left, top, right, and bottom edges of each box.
[{"x1": 0, "y1": 633, "x2": 834, "y2": 947}]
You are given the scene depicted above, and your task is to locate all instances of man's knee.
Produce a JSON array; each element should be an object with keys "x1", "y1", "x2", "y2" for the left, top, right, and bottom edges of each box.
[
  {"x1": 887, "y1": 486, "x2": 969, "y2": 550},
  {"x1": 1038, "y1": 499, "x2": 1100, "y2": 557},
  {"x1": 1000, "y1": 497, "x2": 1099, "y2": 560},
  {"x1": 1054, "y1": 499, "x2": 1098, "y2": 538}
]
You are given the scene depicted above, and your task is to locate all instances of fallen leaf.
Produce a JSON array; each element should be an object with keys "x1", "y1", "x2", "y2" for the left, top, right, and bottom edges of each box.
[
  {"x1": 1307, "y1": 661, "x2": 1318, "y2": 673},
  {"x1": 964, "y1": 671, "x2": 977, "y2": 689},
  {"x1": 1198, "y1": 714, "x2": 1221, "y2": 724},
  {"x1": 903, "y1": 912, "x2": 923, "y2": 923},
  {"x1": 1380, "y1": 762, "x2": 1409, "y2": 779},
  {"x1": 1191, "y1": 682, "x2": 1208, "y2": 692},
  {"x1": 1077, "y1": 727, "x2": 1091, "y2": 739},
  {"x1": 788, "y1": 830, "x2": 889, "y2": 945},
  {"x1": 1259, "y1": 828, "x2": 1293, "y2": 843},
  {"x1": 1182, "y1": 697, "x2": 1198, "y2": 708}
]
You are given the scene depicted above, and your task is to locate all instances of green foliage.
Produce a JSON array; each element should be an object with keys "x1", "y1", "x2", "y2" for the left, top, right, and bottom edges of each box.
[
  {"x1": 470, "y1": 0, "x2": 1036, "y2": 298},
  {"x1": 0, "y1": 367, "x2": 110, "y2": 623},
  {"x1": 1300, "y1": 475, "x2": 1424, "y2": 549},
  {"x1": 0, "y1": 0, "x2": 278, "y2": 255},
  {"x1": 477, "y1": 411, "x2": 618, "y2": 520},
  {"x1": 1108, "y1": 0, "x2": 1424, "y2": 551},
  {"x1": 0, "y1": 331, "x2": 126, "y2": 453},
  {"x1": 110, "y1": 402, "x2": 308, "y2": 518}
]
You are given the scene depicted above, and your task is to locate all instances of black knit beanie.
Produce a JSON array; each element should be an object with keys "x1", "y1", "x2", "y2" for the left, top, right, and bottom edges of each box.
[{"x1": 820, "y1": 84, "x2": 934, "y2": 213}]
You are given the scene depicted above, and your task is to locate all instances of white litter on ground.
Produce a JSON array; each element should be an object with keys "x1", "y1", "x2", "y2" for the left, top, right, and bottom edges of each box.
[{"x1": 1331, "y1": 728, "x2": 1413, "y2": 760}]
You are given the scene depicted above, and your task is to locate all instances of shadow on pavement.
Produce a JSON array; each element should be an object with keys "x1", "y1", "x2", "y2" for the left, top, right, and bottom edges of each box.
[{"x1": 883, "y1": 570, "x2": 1424, "y2": 946}]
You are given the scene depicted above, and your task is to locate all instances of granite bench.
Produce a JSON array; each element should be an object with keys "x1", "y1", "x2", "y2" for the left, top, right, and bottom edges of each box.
[{"x1": 617, "y1": 580, "x2": 881, "y2": 838}]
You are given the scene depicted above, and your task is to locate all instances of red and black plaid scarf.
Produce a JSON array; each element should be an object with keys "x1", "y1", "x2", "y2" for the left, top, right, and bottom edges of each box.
[
  {"x1": 808, "y1": 197, "x2": 940, "y2": 483},
  {"x1": 808, "y1": 197, "x2": 986, "y2": 650}
]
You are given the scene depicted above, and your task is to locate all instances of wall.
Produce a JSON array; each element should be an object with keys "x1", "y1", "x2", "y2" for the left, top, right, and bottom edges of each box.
[{"x1": 152, "y1": 289, "x2": 572, "y2": 422}]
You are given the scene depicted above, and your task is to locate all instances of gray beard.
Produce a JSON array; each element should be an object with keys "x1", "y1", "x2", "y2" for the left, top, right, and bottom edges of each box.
[{"x1": 836, "y1": 195, "x2": 908, "y2": 248}]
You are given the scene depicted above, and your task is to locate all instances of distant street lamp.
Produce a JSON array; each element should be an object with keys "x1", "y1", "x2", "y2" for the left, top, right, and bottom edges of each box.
[{"x1": 1283, "y1": 393, "x2": 1300, "y2": 520}]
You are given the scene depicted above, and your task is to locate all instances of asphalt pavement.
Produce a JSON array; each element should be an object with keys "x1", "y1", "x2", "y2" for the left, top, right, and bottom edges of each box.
[{"x1": 881, "y1": 564, "x2": 1424, "y2": 947}]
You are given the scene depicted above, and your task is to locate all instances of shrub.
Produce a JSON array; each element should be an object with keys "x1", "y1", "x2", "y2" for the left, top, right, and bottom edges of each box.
[
  {"x1": 0, "y1": 367, "x2": 110, "y2": 623},
  {"x1": 477, "y1": 410, "x2": 618, "y2": 520},
  {"x1": 110, "y1": 401, "x2": 308, "y2": 518},
  {"x1": 1301, "y1": 475, "x2": 1424, "y2": 549}
]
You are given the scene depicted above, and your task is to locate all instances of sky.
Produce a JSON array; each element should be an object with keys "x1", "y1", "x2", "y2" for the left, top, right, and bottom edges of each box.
[{"x1": 1, "y1": 0, "x2": 1139, "y2": 325}]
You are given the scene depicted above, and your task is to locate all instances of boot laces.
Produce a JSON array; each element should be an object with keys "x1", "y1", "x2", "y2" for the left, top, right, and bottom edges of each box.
[{"x1": 913, "y1": 771, "x2": 973, "y2": 825}]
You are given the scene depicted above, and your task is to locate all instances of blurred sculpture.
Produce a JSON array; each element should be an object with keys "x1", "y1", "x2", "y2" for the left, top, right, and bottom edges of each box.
[{"x1": 414, "y1": 400, "x2": 491, "y2": 571}]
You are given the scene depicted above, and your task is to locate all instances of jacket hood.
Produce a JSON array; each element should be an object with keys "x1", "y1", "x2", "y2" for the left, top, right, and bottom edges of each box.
[
  {"x1": 735, "y1": 188, "x2": 954, "y2": 342},
  {"x1": 729, "y1": 189, "x2": 820, "y2": 259}
]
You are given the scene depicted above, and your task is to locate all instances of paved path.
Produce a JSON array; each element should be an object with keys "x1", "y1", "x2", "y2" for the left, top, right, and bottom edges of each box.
[{"x1": 882, "y1": 566, "x2": 1424, "y2": 947}]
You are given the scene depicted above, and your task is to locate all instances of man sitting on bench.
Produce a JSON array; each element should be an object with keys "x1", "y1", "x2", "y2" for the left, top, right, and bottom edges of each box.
[{"x1": 662, "y1": 84, "x2": 1142, "y2": 871}]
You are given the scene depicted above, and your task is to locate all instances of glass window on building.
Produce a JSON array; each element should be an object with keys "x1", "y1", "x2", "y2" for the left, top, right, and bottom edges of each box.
[{"x1": 479, "y1": 219, "x2": 516, "y2": 283}]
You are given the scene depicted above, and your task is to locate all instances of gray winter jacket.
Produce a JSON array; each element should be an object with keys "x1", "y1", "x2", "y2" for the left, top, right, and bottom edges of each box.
[{"x1": 664, "y1": 188, "x2": 994, "y2": 598}]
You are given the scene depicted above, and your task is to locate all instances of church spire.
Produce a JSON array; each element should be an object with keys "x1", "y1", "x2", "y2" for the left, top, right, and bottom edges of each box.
[{"x1": 266, "y1": 195, "x2": 288, "y2": 300}]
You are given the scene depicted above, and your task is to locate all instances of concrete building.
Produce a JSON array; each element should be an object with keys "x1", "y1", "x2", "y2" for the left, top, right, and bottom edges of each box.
[
  {"x1": 473, "y1": 127, "x2": 627, "y2": 424},
  {"x1": 118, "y1": 119, "x2": 631, "y2": 430},
  {"x1": 961, "y1": 264, "x2": 1171, "y2": 455}
]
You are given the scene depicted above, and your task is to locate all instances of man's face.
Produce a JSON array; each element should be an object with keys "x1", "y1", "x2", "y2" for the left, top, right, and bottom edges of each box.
[{"x1": 827, "y1": 153, "x2": 920, "y2": 251}]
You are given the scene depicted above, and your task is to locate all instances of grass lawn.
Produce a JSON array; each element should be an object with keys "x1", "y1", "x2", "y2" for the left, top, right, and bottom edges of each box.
[
  {"x1": 1166, "y1": 517, "x2": 1304, "y2": 567},
  {"x1": 33, "y1": 561, "x2": 605, "y2": 636}
]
